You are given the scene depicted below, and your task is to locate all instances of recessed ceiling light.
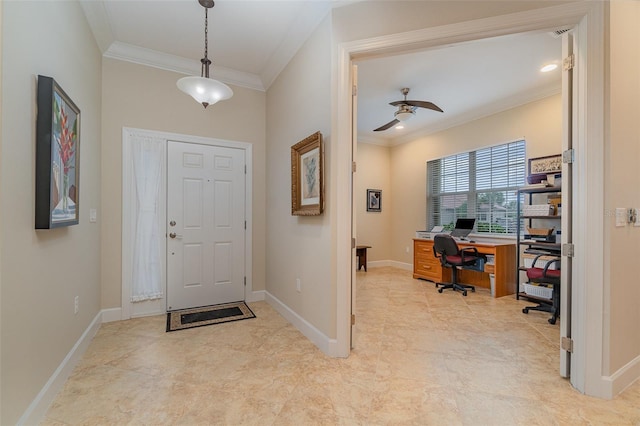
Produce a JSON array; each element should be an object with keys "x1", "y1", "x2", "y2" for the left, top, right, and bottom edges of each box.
[
  {"x1": 395, "y1": 125, "x2": 404, "y2": 130},
  {"x1": 540, "y1": 63, "x2": 558, "y2": 73}
]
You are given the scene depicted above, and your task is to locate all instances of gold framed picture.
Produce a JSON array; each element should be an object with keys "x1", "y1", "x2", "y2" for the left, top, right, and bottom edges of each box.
[{"x1": 291, "y1": 131, "x2": 323, "y2": 216}]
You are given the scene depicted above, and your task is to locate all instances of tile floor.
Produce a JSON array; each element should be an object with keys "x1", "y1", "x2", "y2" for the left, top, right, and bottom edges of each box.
[{"x1": 43, "y1": 267, "x2": 640, "y2": 425}]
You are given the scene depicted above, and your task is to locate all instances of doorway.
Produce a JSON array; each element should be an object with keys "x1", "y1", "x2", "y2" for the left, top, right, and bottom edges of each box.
[
  {"x1": 121, "y1": 128, "x2": 254, "y2": 319},
  {"x1": 336, "y1": 2, "x2": 606, "y2": 396}
]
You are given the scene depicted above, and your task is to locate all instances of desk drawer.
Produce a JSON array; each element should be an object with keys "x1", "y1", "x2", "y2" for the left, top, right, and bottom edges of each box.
[
  {"x1": 414, "y1": 241, "x2": 434, "y2": 256},
  {"x1": 413, "y1": 239, "x2": 442, "y2": 281},
  {"x1": 414, "y1": 255, "x2": 441, "y2": 281}
]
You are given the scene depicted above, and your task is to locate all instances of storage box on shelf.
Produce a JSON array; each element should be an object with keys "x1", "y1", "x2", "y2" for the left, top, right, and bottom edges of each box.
[
  {"x1": 523, "y1": 204, "x2": 555, "y2": 216},
  {"x1": 523, "y1": 283, "x2": 553, "y2": 300}
]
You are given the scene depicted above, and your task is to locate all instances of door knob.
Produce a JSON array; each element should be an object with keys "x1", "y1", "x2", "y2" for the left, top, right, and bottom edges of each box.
[
  {"x1": 169, "y1": 220, "x2": 176, "y2": 227},
  {"x1": 169, "y1": 232, "x2": 183, "y2": 239}
]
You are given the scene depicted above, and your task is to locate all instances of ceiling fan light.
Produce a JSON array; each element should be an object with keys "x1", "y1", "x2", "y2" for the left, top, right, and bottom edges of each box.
[
  {"x1": 540, "y1": 63, "x2": 558, "y2": 73},
  {"x1": 177, "y1": 76, "x2": 233, "y2": 108},
  {"x1": 395, "y1": 110, "x2": 414, "y2": 122}
]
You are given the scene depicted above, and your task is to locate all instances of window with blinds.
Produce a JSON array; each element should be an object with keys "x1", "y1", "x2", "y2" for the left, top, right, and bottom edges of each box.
[{"x1": 427, "y1": 140, "x2": 526, "y2": 234}]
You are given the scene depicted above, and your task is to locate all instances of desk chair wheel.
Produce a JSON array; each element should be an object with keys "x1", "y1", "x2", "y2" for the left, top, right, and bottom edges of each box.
[
  {"x1": 471, "y1": 287, "x2": 476, "y2": 292},
  {"x1": 462, "y1": 290, "x2": 467, "y2": 296},
  {"x1": 548, "y1": 317, "x2": 556, "y2": 325},
  {"x1": 522, "y1": 308, "x2": 529, "y2": 314},
  {"x1": 438, "y1": 288, "x2": 443, "y2": 293}
]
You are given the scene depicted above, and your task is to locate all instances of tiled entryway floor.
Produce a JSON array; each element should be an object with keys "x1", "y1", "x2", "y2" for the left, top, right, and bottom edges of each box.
[{"x1": 43, "y1": 267, "x2": 640, "y2": 425}]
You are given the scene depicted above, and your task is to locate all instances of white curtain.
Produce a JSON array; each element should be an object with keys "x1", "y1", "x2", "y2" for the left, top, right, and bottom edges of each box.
[{"x1": 131, "y1": 135, "x2": 164, "y2": 302}]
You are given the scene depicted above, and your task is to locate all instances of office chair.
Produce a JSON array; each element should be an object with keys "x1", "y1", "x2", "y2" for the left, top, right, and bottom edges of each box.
[
  {"x1": 522, "y1": 255, "x2": 561, "y2": 324},
  {"x1": 432, "y1": 234, "x2": 485, "y2": 296}
]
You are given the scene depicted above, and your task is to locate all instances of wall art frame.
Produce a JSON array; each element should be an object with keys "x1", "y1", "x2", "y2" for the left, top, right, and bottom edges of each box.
[
  {"x1": 528, "y1": 154, "x2": 562, "y2": 175},
  {"x1": 35, "y1": 75, "x2": 81, "y2": 229},
  {"x1": 367, "y1": 189, "x2": 382, "y2": 212},
  {"x1": 291, "y1": 131, "x2": 323, "y2": 216}
]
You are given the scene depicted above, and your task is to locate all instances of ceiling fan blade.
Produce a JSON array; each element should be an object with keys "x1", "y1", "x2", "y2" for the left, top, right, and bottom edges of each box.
[
  {"x1": 373, "y1": 119, "x2": 400, "y2": 132},
  {"x1": 390, "y1": 100, "x2": 443, "y2": 112}
]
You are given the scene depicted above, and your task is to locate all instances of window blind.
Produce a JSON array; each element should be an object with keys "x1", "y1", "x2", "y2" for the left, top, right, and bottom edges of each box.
[{"x1": 427, "y1": 140, "x2": 525, "y2": 234}]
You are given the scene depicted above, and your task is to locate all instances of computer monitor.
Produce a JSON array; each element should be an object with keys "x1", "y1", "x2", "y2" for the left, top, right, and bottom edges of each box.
[{"x1": 450, "y1": 218, "x2": 475, "y2": 238}]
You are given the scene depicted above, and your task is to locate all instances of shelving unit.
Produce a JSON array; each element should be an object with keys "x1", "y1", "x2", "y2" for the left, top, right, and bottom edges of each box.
[{"x1": 516, "y1": 185, "x2": 562, "y2": 302}]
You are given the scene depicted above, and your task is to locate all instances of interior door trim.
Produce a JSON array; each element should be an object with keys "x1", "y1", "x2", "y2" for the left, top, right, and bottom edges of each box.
[{"x1": 121, "y1": 127, "x2": 254, "y2": 320}]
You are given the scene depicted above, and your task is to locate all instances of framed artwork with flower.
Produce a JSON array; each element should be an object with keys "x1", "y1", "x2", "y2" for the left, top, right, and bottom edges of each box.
[
  {"x1": 291, "y1": 131, "x2": 323, "y2": 216},
  {"x1": 35, "y1": 75, "x2": 80, "y2": 229}
]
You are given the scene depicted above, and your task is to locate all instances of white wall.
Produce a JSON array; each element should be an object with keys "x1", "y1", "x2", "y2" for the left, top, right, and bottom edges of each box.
[
  {"x1": 265, "y1": 16, "x2": 334, "y2": 338},
  {"x1": 0, "y1": 2, "x2": 102, "y2": 424}
]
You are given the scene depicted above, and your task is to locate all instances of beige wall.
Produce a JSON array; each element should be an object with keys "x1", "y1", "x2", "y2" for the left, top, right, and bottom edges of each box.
[
  {"x1": 0, "y1": 2, "x2": 102, "y2": 424},
  {"x1": 266, "y1": 17, "x2": 334, "y2": 336},
  {"x1": 390, "y1": 94, "x2": 562, "y2": 264},
  {"x1": 355, "y1": 143, "x2": 392, "y2": 262},
  {"x1": 1, "y1": 2, "x2": 638, "y2": 421},
  {"x1": 607, "y1": 0, "x2": 640, "y2": 374},
  {"x1": 356, "y1": 95, "x2": 561, "y2": 265},
  {"x1": 0, "y1": 1, "x2": 4, "y2": 420},
  {"x1": 100, "y1": 59, "x2": 267, "y2": 309},
  {"x1": 332, "y1": 1, "x2": 568, "y2": 45}
]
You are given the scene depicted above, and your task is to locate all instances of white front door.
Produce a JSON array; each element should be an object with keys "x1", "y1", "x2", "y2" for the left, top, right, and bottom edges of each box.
[{"x1": 166, "y1": 140, "x2": 246, "y2": 311}]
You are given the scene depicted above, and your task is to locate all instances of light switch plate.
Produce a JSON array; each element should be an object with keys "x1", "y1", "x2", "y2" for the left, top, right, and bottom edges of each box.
[
  {"x1": 615, "y1": 208, "x2": 627, "y2": 227},
  {"x1": 89, "y1": 208, "x2": 97, "y2": 223}
]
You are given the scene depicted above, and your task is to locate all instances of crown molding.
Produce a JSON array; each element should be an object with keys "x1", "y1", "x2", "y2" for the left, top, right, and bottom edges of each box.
[
  {"x1": 104, "y1": 42, "x2": 265, "y2": 91},
  {"x1": 357, "y1": 135, "x2": 392, "y2": 147},
  {"x1": 79, "y1": 0, "x2": 115, "y2": 53}
]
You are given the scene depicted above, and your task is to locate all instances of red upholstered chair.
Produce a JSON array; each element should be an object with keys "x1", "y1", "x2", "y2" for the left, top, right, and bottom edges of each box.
[
  {"x1": 522, "y1": 255, "x2": 561, "y2": 324},
  {"x1": 432, "y1": 234, "x2": 485, "y2": 296}
]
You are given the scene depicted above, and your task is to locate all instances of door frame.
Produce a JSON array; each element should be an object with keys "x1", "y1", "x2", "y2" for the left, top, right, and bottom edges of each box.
[
  {"x1": 334, "y1": 2, "x2": 607, "y2": 396},
  {"x1": 121, "y1": 127, "x2": 254, "y2": 319}
]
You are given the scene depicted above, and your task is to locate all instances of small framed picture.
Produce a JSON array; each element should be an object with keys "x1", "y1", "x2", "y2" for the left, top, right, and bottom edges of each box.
[
  {"x1": 291, "y1": 131, "x2": 323, "y2": 216},
  {"x1": 528, "y1": 154, "x2": 562, "y2": 175},
  {"x1": 367, "y1": 189, "x2": 381, "y2": 212}
]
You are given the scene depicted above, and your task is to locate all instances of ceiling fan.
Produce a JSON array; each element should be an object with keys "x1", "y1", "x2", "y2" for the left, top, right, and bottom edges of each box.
[{"x1": 373, "y1": 88, "x2": 443, "y2": 132}]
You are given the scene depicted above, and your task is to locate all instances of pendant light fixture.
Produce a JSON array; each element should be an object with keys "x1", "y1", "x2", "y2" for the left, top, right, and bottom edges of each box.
[{"x1": 177, "y1": 0, "x2": 233, "y2": 108}]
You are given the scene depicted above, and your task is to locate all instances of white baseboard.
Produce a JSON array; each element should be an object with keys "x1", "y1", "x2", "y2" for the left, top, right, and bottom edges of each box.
[
  {"x1": 264, "y1": 291, "x2": 339, "y2": 357},
  {"x1": 367, "y1": 260, "x2": 413, "y2": 271},
  {"x1": 389, "y1": 260, "x2": 413, "y2": 271},
  {"x1": 246, "y1": 289, "x2": 266, "y2": 303},
  {"x1": 17, "y1": 311, "x2": 103, "y2": 426},
  {"x1": 101, "y1": 307, "x2": 122, "y2": 323},
  {"x1": 605, "y1": 354, "x2": 640, "y2": 397}
]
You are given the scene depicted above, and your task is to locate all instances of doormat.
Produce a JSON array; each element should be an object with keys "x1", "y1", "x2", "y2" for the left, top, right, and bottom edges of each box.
[{"x1": 166, "y1": 301, "x2": 255, "y2": 332}]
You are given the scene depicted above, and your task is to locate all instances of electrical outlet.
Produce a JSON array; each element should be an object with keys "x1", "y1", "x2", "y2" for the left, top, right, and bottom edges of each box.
[
  {"x1": 405, "y1": 246, "x2": 410, "y2": 253},
  {"x1": 74, "y1": 296, "x2": 79, "y2": 314},
  {"x1": 296, "y1": 278, "x2": 301, "y2": 292}
]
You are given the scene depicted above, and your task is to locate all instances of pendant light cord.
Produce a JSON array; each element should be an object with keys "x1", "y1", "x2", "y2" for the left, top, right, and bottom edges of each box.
[{"x1": 201, "y1": 7, "x2": 211, "y2": 78}]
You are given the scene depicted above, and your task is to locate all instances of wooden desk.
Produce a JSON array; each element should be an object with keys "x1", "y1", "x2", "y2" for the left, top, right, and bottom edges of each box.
[
  {"x1": 413, "y1": 238, "x2": 516, "y2": 298},
  {"x1": 356, "y1": 245, "x2": 371, "y2": 271}
]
